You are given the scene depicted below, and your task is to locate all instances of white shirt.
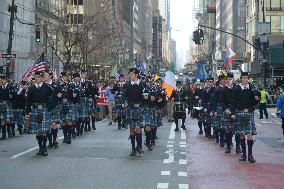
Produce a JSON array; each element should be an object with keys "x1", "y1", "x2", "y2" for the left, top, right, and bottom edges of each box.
[
  {"x1": 2, "y1": 83, "x2": 8, "y2": 89},
  {"x1": 35, "y1": 82, "x2": 43, "y2": 89},
  {"x1": 131, "y1": 79, "x2": 140, "y2": 85},
  {"x1": 239, "y1": 83, "x2": 249, "y2": 90}
]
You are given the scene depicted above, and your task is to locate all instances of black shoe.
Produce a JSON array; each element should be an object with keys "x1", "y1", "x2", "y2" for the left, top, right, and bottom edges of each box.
[
  {"x1": 41, "y1": 150, "x2": 48, "y2": 156},
  {"x1": 53, "y1": 142, "x2": 59, "y2": 149},
  {"x1": 220, "y1": 143, "x2": 225, "y2": 147},
  {"x1": 174, "y1": 128, "x2": 179, "y2": 132},
  {"x1": 108, "y1": 122, "x2": 112, "y2": 125},
  {"x1": 130, "y1": 150, "x2": 137, "y2": 156},
  {"x1": 36, "y1": 150, "x2": 42, "y2": 156},
  {"x1": 181, "y1": 126, "x2": 186, "y2": 130},
  {"x1": 92, "y1": 126, "x2": 96, "y2": 130},
  {"x1": 225, "y1": 148, "x2": 231, "y2": 153},
  {"x1": 239, "y1": 155, "x2": 247, "y2": 161},
  {"x1": 72, "y1": 134, "x2": 76, "y2": 139},
  {"x1": 62, "y1": 139, "x2": 67, "y2": 144},
  {"x1": 0, "y1": 136, "x2": 6, "y2": 140},
  {"x1": 236, "y1": 148, "x2": 241, "y2": 154},
  {"x1": 84, "y1": 127, "x2": 88, "y2": 132},
  {"x1": 136, "y1": 147, "x2": 144, "y2": 154},
  {"x1": 66, "y1": 139, "x2": 71, "y2": 144},
  {"x1": 216, "y1": 140, "x2": 219, "y2": 143},
  {"x1": 48, "y1": 144, "x2": 53, "y2": 149},
  {"x1": 199, "y1": 130, "x2": 203, "y2": 134},
  {"x1": 146, "y1": 143, "x2": 153, "y2": 151},
  {"x1": 118, "y1": 127, "x2": 121, "y2": 130},
  {"x1": 248, "y1": 155, "x2": 256, "y2": 163},
  {"x1": 209, "y1": 135, "x2": 215, "y2": 139}
]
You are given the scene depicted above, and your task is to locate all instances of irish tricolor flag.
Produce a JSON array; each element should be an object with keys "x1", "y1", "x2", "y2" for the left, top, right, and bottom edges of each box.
[{"x1": 163, "y1": 64, "x2": 176, "y2": 97}]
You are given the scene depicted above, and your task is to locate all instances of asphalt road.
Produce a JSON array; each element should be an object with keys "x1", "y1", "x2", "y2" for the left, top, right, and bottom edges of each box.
[{"x1": 0, "y1": 118, "x2": 188, "y2": 189}]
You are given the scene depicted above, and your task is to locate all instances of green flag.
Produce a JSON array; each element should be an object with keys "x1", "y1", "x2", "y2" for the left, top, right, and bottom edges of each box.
[{"x1": 110, "y1": 64, "x2": 117, "y2": 77}]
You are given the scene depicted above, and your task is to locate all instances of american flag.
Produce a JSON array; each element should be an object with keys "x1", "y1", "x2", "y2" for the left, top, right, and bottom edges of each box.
[
  {"x1": 22, "y1": 53, "x2": 45, "y2": 80},
  {"x1": 115, "y1": 68, "x2": 123, "y2": 80}
]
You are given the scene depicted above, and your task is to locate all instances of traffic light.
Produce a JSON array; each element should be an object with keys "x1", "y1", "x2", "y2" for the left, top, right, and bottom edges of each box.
[
  {"x1": 193, "y1": 30, "x2": 201, "y2": 45},
  {"x1": 36, "y1": 29, "x2": 40, "y2": 43}
]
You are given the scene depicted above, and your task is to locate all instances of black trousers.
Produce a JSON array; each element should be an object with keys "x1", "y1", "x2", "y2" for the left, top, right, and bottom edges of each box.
[{"x1": 259, "y1": 103, "x2": 268, "y2": 119}]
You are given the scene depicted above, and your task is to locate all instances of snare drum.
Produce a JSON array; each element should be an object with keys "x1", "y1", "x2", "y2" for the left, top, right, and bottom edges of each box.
[{"x1": 173, "y1": 102, "x2": 185, "y2": 112}]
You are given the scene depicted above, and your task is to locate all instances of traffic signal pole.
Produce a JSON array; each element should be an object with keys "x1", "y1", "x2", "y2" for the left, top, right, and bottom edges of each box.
[{"x1": 7, "y1": 0, "x2": 17, "y2": 55}]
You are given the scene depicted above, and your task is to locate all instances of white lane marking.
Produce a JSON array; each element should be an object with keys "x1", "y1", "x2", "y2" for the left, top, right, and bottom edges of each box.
[
  {"x1": 169, "y1": 123, "x2": 175, "y2": 140},
  {"x1": 180, "y1": 152, "x2": 186, "y2": 155},
  {"x1": 181, "y1": 130, "x2": 186, "y2": 140},
  {"x1": 179, "y1": 159, "x2": 187, "y2": 165},
  {"x1": 180, "y1": 145, "x2": 186, "y2": 148},
  {"x1": 163, "y1": 149, "x2": 174, "y2": 164},
  {"x1": 276, "y1": 121, "x2": 281, "y2": 125},
  {"x1": 157, "y1": 183, "x2": 169, "y2": 189},
  {"x1": 161, "y1": 171, "x2": 171, "y2": 176},
  {"x1": 167, "y1": 141, "x2": 175, "y2": 144},
  {"x1": 167, "y1": 144, "x2": 173, "y2": 148},
  {"x1": 178, "y1": 172, "x2": 188, "y2": 177},
  {"x1": 179, "y1": 184, "x2": 189, "y2": 189},
  {"x1": 180, "y1": 141, "x2": 186, "y2": 145},
  {"x1": 10, "y1": 136, "x2": 64, "y2": 159},
  {"x1": 261, "y1": 121, "x2": 273, "y2": 124},
  {"x1": 255, "y1": 123, "x2": 262, "y2": 127}
]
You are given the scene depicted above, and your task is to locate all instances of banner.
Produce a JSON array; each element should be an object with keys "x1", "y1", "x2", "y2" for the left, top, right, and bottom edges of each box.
[{"x1": 96, "y1": 87, "x2": 108, "y2": 105}]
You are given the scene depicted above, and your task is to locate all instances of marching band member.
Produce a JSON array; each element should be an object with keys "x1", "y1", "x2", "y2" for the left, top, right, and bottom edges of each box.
[{"x1": 113, "y1": 75, "x2": 126, "y2": 129}]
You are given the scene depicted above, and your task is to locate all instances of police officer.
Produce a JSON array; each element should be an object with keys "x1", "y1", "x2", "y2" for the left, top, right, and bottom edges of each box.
[
  {"x1": 124, "y1": 68, "x2": 146, "y2": 156},
  {"x1": 171, "y1": 81, "x2": 187, "y2": 131},
  {"x1": 113, "y1": 75, "x2": 126, "y2": 129},
  {"x1": 25, "y1": 71, "x2": 55, "y2": 156},
  {"x1": 231, "y1": 72, "x2": 257, "y2": 163}
]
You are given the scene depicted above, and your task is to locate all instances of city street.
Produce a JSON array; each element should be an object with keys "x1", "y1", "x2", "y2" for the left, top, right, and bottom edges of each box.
[{"x1": 0, "y1": 109, "x2": 283, "y2": 189}]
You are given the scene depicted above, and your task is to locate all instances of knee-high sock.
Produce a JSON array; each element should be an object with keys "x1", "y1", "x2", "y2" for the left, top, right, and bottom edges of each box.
[
  {"x1": 240, "y1": 139, "x2": 246, "y2": 156},
  {"x1": 62, "y1": 126, "x2": 67, "y2": 140},
  {"x1": 130, "y1": 135, "x2": 136, "y2": 150},
  {"x1": 51, "y1": 128, "x2": 58, "y2": 143},
  {"x1": 36, "y1": 135, "x2": 43, "y2": 150},
  {"x1": 145, "y1": 130, "x2": 151, "y2": 144},
  {"x1": 235, "y1": 134, "x2": 241, "y2": 149},
  {"x1": 136, "y1": 133, "x2": 142, "y2": 148},
  {"x1": 220, "y1": 129, "x2": 225, "y2": 143},
  {"x1": 175, "y1": 119, "x2": 178, "y2": 129},
  {"x1": 198, "y1": 121, "x2": 202, "y2": 131},
  {"x1": 42, "y1": 135, "x2": 47, "y2": 150},
  {"x1": 247, "y1": 140, "x2": 254, "y2": 156},
  {"x1": 182, "y1": 119, "x2": 185, "y2": 126}
]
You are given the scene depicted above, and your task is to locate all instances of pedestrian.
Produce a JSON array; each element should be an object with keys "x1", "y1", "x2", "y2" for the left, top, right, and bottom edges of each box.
[
  {"x1": 276, "y1": 90, "x2": 284, "y2": 136},
  {"x1": 25, "y1": 71, "x2": 55, "y2": 156},
  {"x1": 124, "y1": 68, "x2": 146, "y2": 156},
  {"x1": 231, "y1": 72, "x2": 257, "y2": 163},
  {"x1": 259, "y1": 87, "x2": 269, "y2": 119},
  {"x1": 105, "y1": 79, "x2": 115, "y2": 125},
  {"x1": 113, "y1": 75, "x2": 126, "y2": 129},
  {"x1": 171, "y1": 81, "x2": 187, "y2": 132}
]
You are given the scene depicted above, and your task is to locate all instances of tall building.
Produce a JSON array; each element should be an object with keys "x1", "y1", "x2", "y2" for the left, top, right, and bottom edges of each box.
[
  {"x1": 0, "y1": 0, "x2": 36, "y2": 80},
  {"x1": 159, "y1": 0, "x2": 170, "y2": 32}
]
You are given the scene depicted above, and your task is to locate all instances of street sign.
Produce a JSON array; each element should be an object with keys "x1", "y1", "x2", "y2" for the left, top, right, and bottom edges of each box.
[{"x1": 2, "y1": 54, "x2": 16, "y2": 58}]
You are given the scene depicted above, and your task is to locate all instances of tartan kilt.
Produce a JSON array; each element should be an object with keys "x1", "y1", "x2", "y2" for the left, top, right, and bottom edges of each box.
[
  {"x1": 125, "y1": 106, "x2": 143, "y2": 127},
  {"x1": 143, "y1": 106, "x2": 155, "y2": 126},
  {"x1": 235, "y1": 111, "x2": 256, "y2": 135},
  {"x1": 0, "y1": 103, "x2": 8, "y2": 120},
  {"x1": 7, "y1": 104, "x2": 14, "y2": 120},
  {"x1": 221, "y1": 112, "x2": 235, "y2": 131},
  {"x1": 12, "y1": 109, "x2": 24, "y2": 125},
  {"x1": 78, "y1": 99, "x2": 90, "y2": 118},
  {"x1": 50, "y1": 105, "x2": 61, "y2": 122},
  {"x1": 211, "y1": 106, "x2": 223, "y2": 128},
  {"x1": 155, "y1": 108, "x2": 163, "y2": 127},
  {"x1": 113, "y1": 105, "x2": 124, "y2": 116},
  {"x1": 64, "y1": 103, "x2": 78, "y2": 121},
  {"x1": 30, "y1": 107, "x2": 51, "y2": 132},
  {"x1": 202, "y1": 112, "x2": 211, "y2": 125}
]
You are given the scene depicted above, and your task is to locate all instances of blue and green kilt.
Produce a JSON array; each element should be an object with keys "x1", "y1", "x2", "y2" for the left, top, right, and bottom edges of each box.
[
  {"x1": 79, "y1": 99, "x2": 90, "y2": 118},
  {"x1": 64, "y1": 103, "x2": 78, "y2": 121},
  {"x1": 221, "y1": 112, "x2": 234, "y2": 131},
  {"x1": 30, "y1": 106, "x2": 51, "y2": 133},
  {"x1": 113, "y1": 105, "x2": 124, "y2": 116},
  {"x1": 235, "y1": 111, "x2": 256, "y2": 135},
  {"x1": 155, "y1": 108, "x2": 163, "y2": 127},
  {"x1": 50, "y1": 105, "x2": 61, "y2": 123},
  {"x1": 88, "y1": 99, "x2": 95, "y2": 114},
  {"x1": 125, "y1": 106, "x2": 143, "y2": 128},
  {"x1": 13, "y1": 109, "x2": 24, "y2": 125},
  {"x1": 5, "y1": 103, "x2": 14, "y2": 120},
  {"x1": 211, "y1": 106, "x2": 222, "y2": 128},
  {"x1": 144, "y1": 106, "x2": 155, "y2": 126}
]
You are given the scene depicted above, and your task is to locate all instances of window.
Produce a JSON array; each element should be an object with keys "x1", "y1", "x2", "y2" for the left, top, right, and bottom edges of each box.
[
  {"x1": 271, "y1": 0, "x2": 281, "y2": 8},
  {"x1": 78, "y1": 14, "x2": 83, "y2": 24},
  {"x1": 271, "y1": 16, "x2": 281, "y2": 32},
  {"x1": 78, "y1": 0, "x2": 83, "y2": 5},
  {"x1": 281, "y1": 16, "x2": 284, "y2": 32}
]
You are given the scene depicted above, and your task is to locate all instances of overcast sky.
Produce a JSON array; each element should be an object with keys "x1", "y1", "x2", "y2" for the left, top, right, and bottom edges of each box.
[{"x1": 171, "y1": 0, "x2": 193, "y2": 70}]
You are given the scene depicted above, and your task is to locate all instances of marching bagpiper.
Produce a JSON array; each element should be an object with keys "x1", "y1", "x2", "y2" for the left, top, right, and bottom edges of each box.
[
  {"x1": 25, "y1": 71, "x2": 56, "y2": 156},
  {"x1": 231, "y1": 72, "x2": 257, "y2": 163},
  {"x1": 0, "y1": 75, "x2": 16, "y2": 139},
  {"x1": 124, "y1": 68, "x2": 146, "y2": 156},
  {"x1": 113, "y1": 75, "x2": 126, "y2": 129},
  {"x1": 171, "y1": 81, "x2": 187, "y2": 132}
]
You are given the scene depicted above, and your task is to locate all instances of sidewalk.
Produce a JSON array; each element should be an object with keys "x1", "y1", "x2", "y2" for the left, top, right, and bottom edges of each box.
[{"x1": 186, "y1": 117, "x2": 284, "y2": 189}]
